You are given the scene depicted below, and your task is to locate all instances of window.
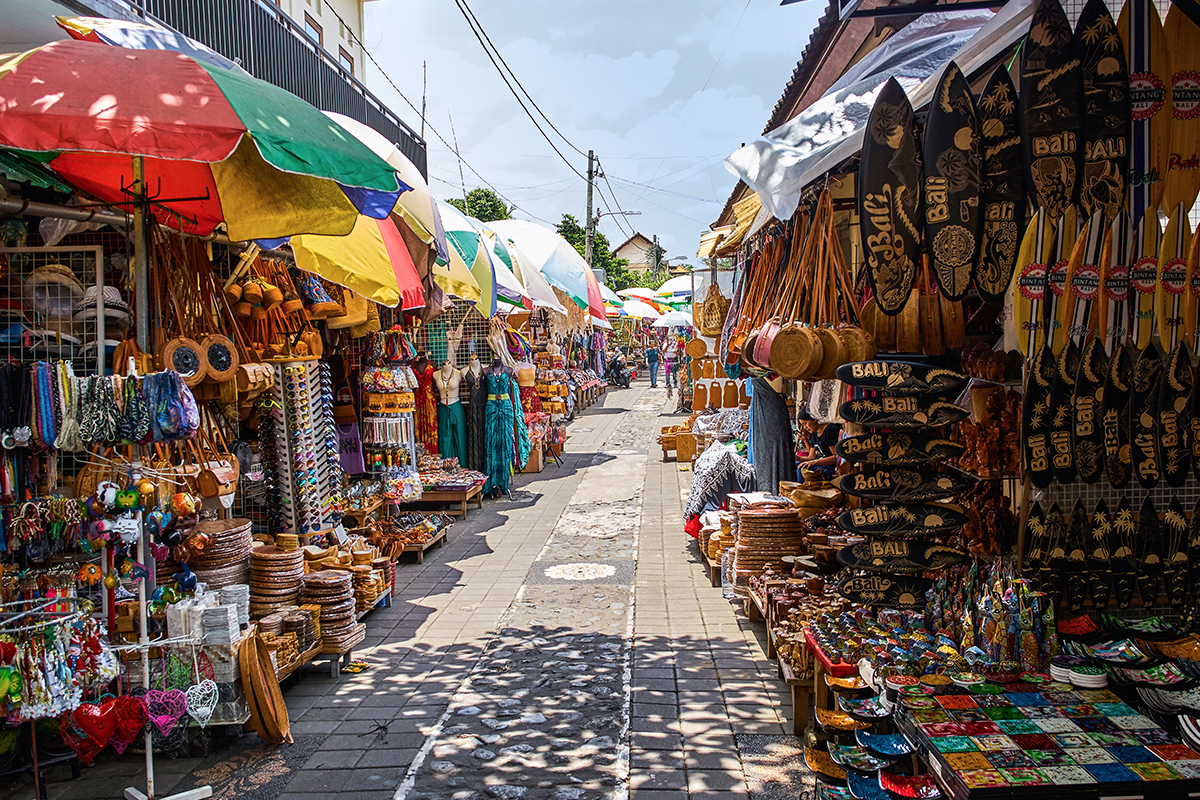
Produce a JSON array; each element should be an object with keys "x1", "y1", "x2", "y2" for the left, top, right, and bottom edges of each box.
[
  {"x1": 339, "y1": 47, "x2": 354, "y2": 76},
  {"x1": 304, "y1": 12, "x2": 322, "y2": 45}
]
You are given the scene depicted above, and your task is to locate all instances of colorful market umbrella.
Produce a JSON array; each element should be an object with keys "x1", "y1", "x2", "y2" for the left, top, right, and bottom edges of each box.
[
  {"x1": 437, "y1": 200, "x2": 496, "y2": 315},
  {"x1": 598, "y1": 283, "x2": 623, "y2": 307},
  {"x1": 290, "y1": 215, "x2": 424, "y2": 309},
  {"x1": 480, "y1": 227, "x2": 567, "y2": 314},
  {"x1": 652, "y1": 310, "x2": 693, "y2": 328},
  {"x1": 617, "y1": 299, "x2": 662, "y2": 320},
  {"x1": 489, "y1": 219, "x2": 604, "y2": 319},
  {"x1": 0, "y1": 39, "x2": 403, "y2": 241},
  {"x1": 654, "y1": 275, "x2": 693, "y2": 301},
  {"x1": 56, "y1": 15, "x2": 242, "y2": 72}
]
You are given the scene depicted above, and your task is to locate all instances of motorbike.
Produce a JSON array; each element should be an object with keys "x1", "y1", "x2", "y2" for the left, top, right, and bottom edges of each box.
[{"x1": 606, "y1": 355, "x2": 632, "y2": 389}]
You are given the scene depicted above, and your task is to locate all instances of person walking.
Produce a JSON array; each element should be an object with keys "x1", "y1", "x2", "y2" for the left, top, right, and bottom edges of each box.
[
  {"x1": 645, "y1": 338, "x2": 660, "y2": 388},
  {"x1": 663, "y1": 337, "x2": 677, "y2": 396}
]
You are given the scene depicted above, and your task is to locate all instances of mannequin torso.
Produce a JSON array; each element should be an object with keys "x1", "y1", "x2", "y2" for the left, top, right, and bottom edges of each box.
[{"x1": 435, "y1": 362, "x2": 464, "y2": 405}]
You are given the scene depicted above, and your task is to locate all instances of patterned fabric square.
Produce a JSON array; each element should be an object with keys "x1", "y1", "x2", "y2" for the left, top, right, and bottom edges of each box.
[
  {"x1": 1074, "y1": 717, "x2": 1118, "y2": 733},
  {"x1": 1086, "y1": 731, "x2": 1138, "y2": 746},
  {"x1": 910, "y1": 709, "x2": 951, "y2": 724},
  {"x1": 1076, "y1": 690, "x2": 1121, "y2": 703},
  {"x1": 1010, "y1": 733, "x2": 1055, "y2": 749},
  {"x1": 957, "y1": 721, "x2": 1002, "y2": 736},
  {"x1": 974, "y1": 694, "x2": 1016, "y2": 707},
  {"x1": 1104, "y1": 745, "x2": 1154, "y2": 763},
  {"x1": 1148, "y1": 743, "x2": 1200, "y2": 761},
  {"x1": 983, "y1": 707, "x2": 1027, "y2": 721},
  {"x1": 1168, "y1": 760, "x2": 1200, "y2": 778},
  {"x1": 921, "y1": 722, "x2": 965, "y2": 737},
  {"x1": 1113, "y1": 715, "x2": 1157, "y2": 730},
  {"x1": 1045, "y1": 691, "x2": 1083, "y2": 706},
  {"x1": 1021, "y1": 706, "x2": 1063, "y2": 719},
  {"x1": 1060, "y1": 704, "x2": 1101, "y2": 718},
  {"x1": 937, "y1": 695, "x2": 979, "y2": 709},
  {"x1": 1052, "y1": 733, "x2": 1093, "y2": 749},
  {"x1": 949, "y1": 709, "x2": 991, "y2": 723},
  {"x1": 1092, "y1": 702, "x2": 1138, "y2": 716},
  {"x1": 958, "y1": 769, "x2": 1008, "y2": 789},
  {"x1": 985, "y1": 750, "x2": 1034, "y2": 769},
  {"x1": 1082, "y1": 763, "x2": 1140, "y2": 783},
  {"x1": 943, "y1": 751, "x2": 994, "y2": 770},
  {"x1": 1134, "y1": 730, "x2": 1180, "y2": 746},
  {"x1": 932, "y1": 736, "x2": 978, "y2": 753},
  {"x1": 1034, "y1": 718, "x2": 1082, "y2": 733},
  {"x1": 1006, "y1": 692, "x2": 1050, "y2": 706}
]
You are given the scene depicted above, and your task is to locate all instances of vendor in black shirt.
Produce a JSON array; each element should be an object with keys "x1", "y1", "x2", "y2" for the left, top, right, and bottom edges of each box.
[{"x1": 797, "y1": 408, "x2": 841, "y2": 480}]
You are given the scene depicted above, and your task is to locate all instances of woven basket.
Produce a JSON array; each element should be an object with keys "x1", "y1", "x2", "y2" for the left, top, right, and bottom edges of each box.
[
  {"x1": 201, "y1": 334, "x2": 239, "y2": 382},
  {"x1": 813, "y1": 327, "x2": 848, "y2": 380},
  {"x1": 770, "y1": 323, "x2": 822, "y2": 380},
  {"x1": 242, "y1": 281, "x2": 264, "y2": 305},
  {"x1": 839, "y1": 326, "x2": 876, "y2": 364},
  {"x1": 162, "y1": 337, "x2": 208, "y2": 386},
  {"x1": 696, "y1": 283, "x2": 730, "y2": 336}
]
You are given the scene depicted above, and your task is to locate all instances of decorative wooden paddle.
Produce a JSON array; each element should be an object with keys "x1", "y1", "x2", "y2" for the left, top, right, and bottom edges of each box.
[
  {"x1": 1064, "y1": 499, "x2": 1089, "y2": 610},
  {"x1": 833, "y1": 466, "x2": 974, "y2": 502},
  {"x1": 1076, "y1": 0, "x2": 1131, "y2": 221},
  {"x1": 1119, "y1": 0, "x2": 1172, "y2": 221},
  {"x1": 1088, "y1": 499, "x2": 1113, "y2": 608},
  {"x1": 1130, "y1": 210, "x2": 1162, "y2": 351},
  {"x1": 1156, "y1": 203, "x2": 1192, "y2": 350},
  {"x1": 1101, "y1": 338, "x2": 1134, "y2": 487},
  {"x1": 1162, "y1": 5, "x2": 1200, "y2": 213},
  {"x1": 1047, "y1": 221, "x2": 1092, "y2": 483},
  {"x1": 1099, "y1": 211, "x2": 1134, "y2": 354},
  {"x1": 1111, "y1": 495, "x2": 1137, "y2": 607},
  {"x1": 1131, "y1": 344, "x2": 1164, "y2": 488},
  {"x1": 1013, "y1": 209, "x2": 1057, "y2": 359},
  {"x1": 1157, "y1": 338, "x2": 1192, "y2": 486},
  {"x1": 1047, "y1": 207, "x2": 1081, "y2": 358},
  {"x1": 1161, "y1": 497, "x2": 1189, "y2": 608},
  {"x1": 976, "y1": 66, "x2": 1025, "y2": 304},
  {"x1": 1066, "y1": 211, "x2": 1108, "y2": 483},
  {"x1": 1136, "y1": 496, "x2": 1164, "y2": 604},
  {"x1": 837, "y1": 503, "x2": 968, "y2": 539}
]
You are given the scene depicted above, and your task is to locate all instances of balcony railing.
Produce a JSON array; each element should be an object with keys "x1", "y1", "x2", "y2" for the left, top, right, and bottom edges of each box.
[{"x1": 125, "y1": 0, "x2": 427, "y2": 176}]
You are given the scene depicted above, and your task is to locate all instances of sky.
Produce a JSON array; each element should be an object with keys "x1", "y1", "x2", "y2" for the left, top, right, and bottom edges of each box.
[{"x1": 361, "y1": 0, "x2": 826, "y2": 266}]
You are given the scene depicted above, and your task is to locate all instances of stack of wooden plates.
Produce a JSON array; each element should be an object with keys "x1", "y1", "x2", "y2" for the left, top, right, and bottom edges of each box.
[
  {"x1": 351, "y1": 565, "x2": 380, "y2": 611},
  {"x1": 301, "y1": 570, "x2": 357, "y2": 648},
  {"x1": 189, "y1": 519, "x2": 253, "y2": 588},
  {"x1": 283, "y1": 610, "x2": 316, "y2": 652},
  {"x1": 733, "y1": 507, "x2": 805, "y2": 591},
  {"x1": 249, "y1": 544, "x2": 305, "y2": 618}
]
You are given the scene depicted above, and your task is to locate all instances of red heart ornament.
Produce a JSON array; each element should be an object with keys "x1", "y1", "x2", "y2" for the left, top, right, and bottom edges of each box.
[
  {"x1": 60, "y1": 714, "x2": 105, "y2": 766},
  {"x1": 144, "y1": 689, "x2": 187, "y2": 737},
  {"x1": 73, "y1": 699, "x2": 117, "y2": 747},
  {"x1": 110, "y1": 695, "x2": 148, "y2": 754}
]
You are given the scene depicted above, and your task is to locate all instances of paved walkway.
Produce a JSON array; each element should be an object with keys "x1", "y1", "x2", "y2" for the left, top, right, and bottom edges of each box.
[{"x1": 13, "y1": 381, "x2": 808, "y2": 800}]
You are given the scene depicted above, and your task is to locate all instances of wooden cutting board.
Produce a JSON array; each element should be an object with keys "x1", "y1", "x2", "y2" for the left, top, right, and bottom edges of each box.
[
  {"x1": 836, "y1": 574, "x2": 933, "y2": 609},
  {"x1": 1131, "y1": 210, "x2": 1162, "y2": 350},
  {"x1": 1157, "y1": 203, "x2": 1192, "y2": 350},
  {"x1": 1162, "y1": 4, "x2": 1200, "y2": 213},
  {"x1": 1076, "y1": 0, "x2": 1131, "y2": 221},
  {"x1": 835, "y1": 361, "x2": 968, "y2": 395},
  {"x1": 836, "y1": 540, "x2": 968, "y2": 573},
  {"x1": 1073, "y1": 334, "x2": 1109, "y2": 483},
  {"x1": 1119, "y1": 0, "x2": 1172, "y2": 219},
  {"x1": 835, "y1": 432, "x2": 965, "y2": 465},
  {"x1": 838, "y1": 397, "x2": 968, "y2": 429},
  {"x1": 1102, "y1": 339, "x2": 1134, "y2": 487},
  {"x1": 837, "y1": 502, "x2": 968, "y2": 538},
  {"x1": 976, "y1": 66, "x2": 1025, "y2": 304},
  {"x1": 1013, "y1": 209, "x2": 1057, "y2": 358},
  {"x1": 1131, "y1": 345, "x2": 1163, "y2": 488},
  {"x1": 1021, "y1": 0, "x2": 1083, "y2": 218},
  {"x1": 1158, "y1": 340, "x2": 1193, "y2": 486},
  {"x1": 1099, "y1": 210, "x2": 1134, "y2": 353},
  {"x1": 923, "y1": 60, "x2": 982, "y2": 301},
  {"x1": 833, "y1": 466, "x2": 974, "y2": 502},
  {"x1": 859, "y1": 77, "x2": 922, "y2": 316}
]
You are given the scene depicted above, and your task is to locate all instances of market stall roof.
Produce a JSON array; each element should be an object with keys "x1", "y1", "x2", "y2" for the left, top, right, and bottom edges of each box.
[
  {"x1": 592, "y1": 314, "x2": 613, "y2": 330},
  {"x1": 723, "y1": 1, "x2": 1030, "y2": 225},
  {"x1": 437, "y1": 200, "x2": 496, "y2": 314},
  {"x1": 291, "y1": 214, "x2": 425, "y2": 309},
  {"x1": 479, "y1": 227, "x2": 568, "y2": 314}
]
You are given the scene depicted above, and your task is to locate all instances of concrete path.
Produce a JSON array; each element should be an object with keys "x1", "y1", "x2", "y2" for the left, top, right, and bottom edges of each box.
[{"x1": 11, "y1": 380, "x2": 807, "y2": 800}]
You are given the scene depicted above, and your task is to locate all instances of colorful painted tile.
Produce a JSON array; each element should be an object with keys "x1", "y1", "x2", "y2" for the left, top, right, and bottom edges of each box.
[
  {"x1": 970, "y1": 735, "x2": 1018, "y2": 751},
  {"x1": 958, "y1": 769, "x2": 1008, "y2": 789},
  {"x1": 1104, "y1": 745, "x2": 1154, "y2": 763},
  {"x1": 1076, "y1": 690, "x2": 1122, "y2": 703},
  {"x1": 1045, "y1": 691, "x2": 1083, "y2": 706},
  {"x1": 1086, "y1": 731, "x2": 1139, "y2": 746},
  {"x1": 1128, "y1": 762, "x2": 1183, "y2": 781},
  {"x1": 932, "y1": 736, "x2": 978, "y2": 753},
  {"x1": 1066, "y1": 747, "x2": 1117, "y2": 765},
  {"x1": 1060, "y1": 704, "x2": 1101, "y2": 718},
  {"x1": 1052, "y1": 733, "x2": 1093, "y2": 749},
  {"x1": 982, "y1": 707, "x2": 1026, "y2": 721},
  {"x1": 957, "y1": 721, "x2": 1002, "y2": 736},
  {"x1": 920, "y1": 722, "x2": 965, "y2": 737},
  {"x1": 973, "y1": 694, "x2": 1015, "y2": 708},
  {"x1": 1040, "y1": 765, "x2": 1097, "y2": 785},
  {"x1": 1006, "y1": 692, "x2": 1050, "y2": 706},
  {"x1": 1134, "y1": 729, "x2": 1179, "y2": 746},
  {"x1": 996, "y1": 719, "x2": 1042, "y2": 735},
  {"x1": 943, "y1": 751, "x2": 994, "y2": 770},
  {"x1": 1021, "y1": 706, "x2": 1063, "y2": 719},
  {"x1": 910, "y1": 709, "x2": 951, "y2": 724},
  {"x1": 1034, "y1": 718, "x2": 1082, "y2": 733},
  {"x1": 1026, "y1": 748, "x2": 1074, "y2": 767},
  {"x1": 1082, "y1": 762, "x2": 1141, "y2": 783},
  {"x1": 1010, "y1": 733, "x2": 1056, "y2": 749},
  {"x1": 1092, "y1": 702, "x2": 1138, "y2": 716},
  {"x1": 1112, "y1": 714, "x2": 1157, "y2": 730},
  {"x1": 996, "y1": 767, "x2": 1051, "y2": 785},
  {"x1": 1148, "y1": 743, "x2": 1200, "y2": 761},
  {"x1": 949, "y1": 709, "x2": 991, "y2": 723},
  {"x1": 1168, "y1": 761, "x2": 1200, "y2": 779},
  {"x1": 1074, "y1": 717, "x2": 1118, "y2": 733},
  {"x1": 936, "y1": 694, "x2": 978, "y2": 710},
  {"x1": 985, "y1": 750, "x2": 1034, "y2": 769}
]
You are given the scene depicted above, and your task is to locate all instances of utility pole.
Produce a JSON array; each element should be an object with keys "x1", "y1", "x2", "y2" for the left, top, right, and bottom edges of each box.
[
  {"x1": 652, "y1": 234, "x2": 660, "y2": 277},
  {"x1": 584, "y1": 149, "x2": 595, "y2": 267}
]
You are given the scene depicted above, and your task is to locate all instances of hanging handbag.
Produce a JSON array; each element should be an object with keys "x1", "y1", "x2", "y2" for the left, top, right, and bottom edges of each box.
[{"x1": 194, "y1": 421, "x2": 239, "y2": 500}]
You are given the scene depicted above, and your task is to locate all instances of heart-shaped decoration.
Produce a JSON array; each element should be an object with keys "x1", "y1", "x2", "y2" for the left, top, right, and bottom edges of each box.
[
  {"x1": 185, "y1": 679, "x2": 218, "y2": 726},
  {"x1": 73, "y1": 699, "x2": 117, "y2": 746},
  {"x1": 109, "y1": 695, "x2": 148, "y2": 754},
  {"x1": 150, "y1": 542, "x2": 170, "y2": 561},
  {"x1": 144, "y1": 688, "x2": 187, "y2": 737},
  {"x1": 60, "y1": 714, "x2": 105, "y2": 766}
]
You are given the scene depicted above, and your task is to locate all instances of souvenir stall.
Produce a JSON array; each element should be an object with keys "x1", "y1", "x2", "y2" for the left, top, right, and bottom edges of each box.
[{"x1": 682, "y1": 0, "x2": 1200, "y2": 796}]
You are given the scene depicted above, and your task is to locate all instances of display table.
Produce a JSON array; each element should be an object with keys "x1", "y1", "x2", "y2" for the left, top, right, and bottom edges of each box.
[
  {"x1": 402, "y1": 527, "x2": 449, "y2": 564},
  {"x1": 409, "y1": 483, "x2": 484, "y2": 517}
]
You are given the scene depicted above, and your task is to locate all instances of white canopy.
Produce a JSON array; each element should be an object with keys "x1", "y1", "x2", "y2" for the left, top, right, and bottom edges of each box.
[{"x1": 653, "y1": 310, "x2": 693, "y2": 328}]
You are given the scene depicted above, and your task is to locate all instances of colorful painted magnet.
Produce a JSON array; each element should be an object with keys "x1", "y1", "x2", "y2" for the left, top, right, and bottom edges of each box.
[
  {"x1": 1066, "y1": 747, "x2": 1117, "y2": 764},
  {"x1": 957, "y1": 770, "x2": 1008, "y2": 789},
  {"x1": 1039, "y1": 765, "x2": 1097, "y2": 785},
  {"x1": 1082, "y1": 762, "x2": 1141, "y2": 783},
  {"x1": 996, "y1": 767, "x2": 1051, "y2": 785},
  {"x1": 1128, "y1": 762, "x2": 1184, "y2": 781}
]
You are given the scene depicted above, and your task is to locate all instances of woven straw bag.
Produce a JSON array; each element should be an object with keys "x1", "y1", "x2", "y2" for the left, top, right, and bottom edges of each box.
[{"x1": 695, "y1": 281, "x2": 730, "y2": 336}]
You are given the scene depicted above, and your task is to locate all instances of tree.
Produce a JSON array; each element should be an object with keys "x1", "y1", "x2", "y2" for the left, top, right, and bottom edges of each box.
[{"x1": 446, "y1": 188, "x2": 511, "y2": 222}]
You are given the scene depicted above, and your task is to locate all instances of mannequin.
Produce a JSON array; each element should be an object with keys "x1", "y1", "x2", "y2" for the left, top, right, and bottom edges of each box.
[
  {"x1": 463, "y1": 356, "x2": 486, "y2": 472},
  {"x1": 469, "y1": 356, "x2": 482, "y2": 378},
  {"x1": 435, "y1": 361, "x2": 467, "y2": 464},
  {"x1": 515, "y1": 361, "x2": 541, "y2": 414},
  {"x1": 482, "y1": 357, "x2": 528, "y2": 496},
  {"x1": 411, "y1": 351, "x2": 437, "y2": 455}
]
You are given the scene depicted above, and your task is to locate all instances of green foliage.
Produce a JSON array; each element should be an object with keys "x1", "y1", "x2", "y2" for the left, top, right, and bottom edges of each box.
[
  {"x1": 555, "y1": 214, "x2": 671, "y2": 292},
  {"x1": 445, "y1": 188, "x2": 512, "y2": 222}
]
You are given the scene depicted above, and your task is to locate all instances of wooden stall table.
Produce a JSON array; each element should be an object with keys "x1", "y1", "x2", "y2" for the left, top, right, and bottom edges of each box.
[
  {"x1": 412, "y1": 482, "x2": 484, "y2": 517},
  {"x1": 804, "y1": 627, "x2": 859, "y2": 713}
]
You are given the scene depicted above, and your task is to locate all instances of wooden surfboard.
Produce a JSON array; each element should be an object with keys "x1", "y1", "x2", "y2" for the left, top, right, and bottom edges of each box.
[
  {"x1": 1063, "y1": 211, "x2": 1105, "y2": 346},
  {"x1": 1111, "y1": 495, "x2": 1137, "y2": 607},
  {"x1": 1119, "y1": 0, "x2": 1172, "y2": 219},
  {"x1": 1013, "y1": 209, "x2": 1057, "y2": 358},
  {"x1": 1076, "y1": 0, "x2": 1131, "y2": 221},
  {"x1": 923, "y1": 61, "x2": 982, "y2": 301},
  {"x1": 1189, "y1": 497, "x2": 1200, "y2": 587},
  {"x1": 1047, "y1": 207, "x2": 1081, "y2": 357},
  {"x1": 1131, "y1": 210, "x2": 1162, "y2": 350},
  {"x1": 1023, "y1": 339, "x2": 1057, "y2": 488},
  {"x1": 1131, "y1": 345, "x2": 1163, "y2": 488},
  {"x1": 1162, "y1": 4, "x2": 1200, "y2": 213},
  {"x1": 836, "y1": 540, "x2": 968, "y2": 573},
  {"x1": 835, "y1": 361, "x2": 968, "y2": 395},
  {"x1": 1049, "y1": 217, "x2": 1094, "y2": 484},
  {"x1": 859, "y1": 77, "x2": 922, "y2": 316},
  {"x1": 836, "y1": 433, "x2": 965, "y2": 465},
  {"x1": 1024, "y1": 501, "x2": 1049, "y2": 584},
  {"x1": 1102, "y1": 339, "x2": 1134, "y2": 487},
  {"x1": 836, "y1": 574, "x2": 933, "y2": 610},
  {"x1": 1042, "y1": 502, "x2": 1068, "y2": 599},
  {"x1": 1161, "y1": 496, "x2": 1189, "y2": 607},
  {"x1": 1185, "y1": 221, "x2": 1200, "y2": 349},
  {"x1": 1136, "y1": 496, "x2": 1163, "y2": 603},
  {"x1": 1065, "y1": 499, "x2": 1090, "y2": 609},
  {"x1": 1074, "y1": 334, "x2": 1108, "y2": 483},
  {"x1": 976, "y1": 66, "x2": 1025, "y2": 304},
  {"x1": 837, "y1": 503, "x2": 967, "y2": 539},
  {"x1": 1158, "y1": 340, "x2": 1192, "y2": 486},
  {"x1": 1157, "y1": 203, "x2": 1192, "y2": 350},
  {"x1": 837, "y1": 397, "x2": 968, "y2": 429},
  {"x1": 1021, "y1": 0, "x2": 1083, "y2": 218},
  {"x1": 1099, "y1": 210, "x2": 1134, "y2": 352},
  {"x1": 1089, "y1": 498, "x2": 1113, "y2": 608},
  {"x1": 833, "y1": 467, "x2": 974, "y2": 502},
  {"x1": 1191, "y1": 360, "x2": 1200, "y2": 482}
]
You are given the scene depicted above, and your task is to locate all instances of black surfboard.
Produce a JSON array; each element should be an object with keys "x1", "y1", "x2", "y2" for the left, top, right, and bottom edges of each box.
[
  {"x1": 837, "y1": 503, "x2": 967, "y2": 538},
  {"x1": 836, "y1": 432, "x2": 965, "y2": 466},
  {"x1": 1088, "y1": 498, "x2": 1113, "y2": 608},
  {"x1": 1075, "y1": 0, "x2": 1131, "y2": 220},
  {"x1": 1136, "y1": 496, "x2": 1163, "y2": 603},
  {"x1": 1191, "y1": 361, "x2": 1200, "y2": 482},
  {"x1": 833, "y1": 466, "x2": 974, "y2": 502},
  {"x1": 1042, "y1": 502, "x2": 1068, "y2": 600},
  {"x1": 859, "y1": 78, "x2": 923, "y2": 316},
  {"x1": 1064, "y1": 499, "x2": 1090, "y2": 610},
  {"x1": 976, "y1": 66, "x2": 1026, "y2": 304},
  {"x1": 836, "y1": 361, "x2": 968, "y2": 395},
  {"x1": 1049, "y1": 339, "x2": 1082, "y2": 483},
  {"x1": 1103, "y1": 340, "x2": 1134, "y2": 487},
  {"x1": 1022, "y1": 344, "x2": 1057, "y2": 488},
  {"x1": 1023, "y1": 501, "x2": 1049, "y2": 586},
  {"x1": 923, "y1": 61, "x2": 982, "y2": 301},
  {"x1": 1131, "y1": 346, "x2": 1163, "y2": 488},
  {"x1": 1073, "y1": 336, "x2": 1108, "y2": 482},
  {"x1": 1158, "y1": 342, "x2": 1192, "y2": 486},
  {"x1": 837, "y1": 574, "x2": 933, "y2": 609},
  {"x1": 1161, "y1": 497, "x2": 1189, "y2": 608},
  {"x1": 837, "y1": 540, "x2": 969, "y2": 573},
  {"x1": 1111, "y1": 495, "x2": 1137, "y2": 607},
  {"x1": 838, "y1": 397, "x2": 968, "y2": 429},
  {"x1": 1189, "y1": 497, "x2": 1200, "y2": 588},
  {"x1": 1021, "y1": 0, "x2": 1084, "y2": 218}
]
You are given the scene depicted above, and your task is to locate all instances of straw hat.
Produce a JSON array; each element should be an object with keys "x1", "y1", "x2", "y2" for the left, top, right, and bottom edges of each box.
[
  {"x1": 72, "y1": 285, "x2": 131, "y2": 324},
  {"x1": 25, "y1": 263, "x2": 84, "y2": 319}
]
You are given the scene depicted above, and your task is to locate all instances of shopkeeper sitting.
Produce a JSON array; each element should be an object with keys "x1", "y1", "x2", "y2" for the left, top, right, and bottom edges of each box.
[{"x1": 797, "y1": 408, "x2": 841, "y2": 480}]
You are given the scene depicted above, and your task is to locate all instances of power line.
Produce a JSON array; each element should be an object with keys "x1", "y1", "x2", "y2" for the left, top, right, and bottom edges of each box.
[{"x1": 608, "y1": 175, "x2": 721, "y2": 204}]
